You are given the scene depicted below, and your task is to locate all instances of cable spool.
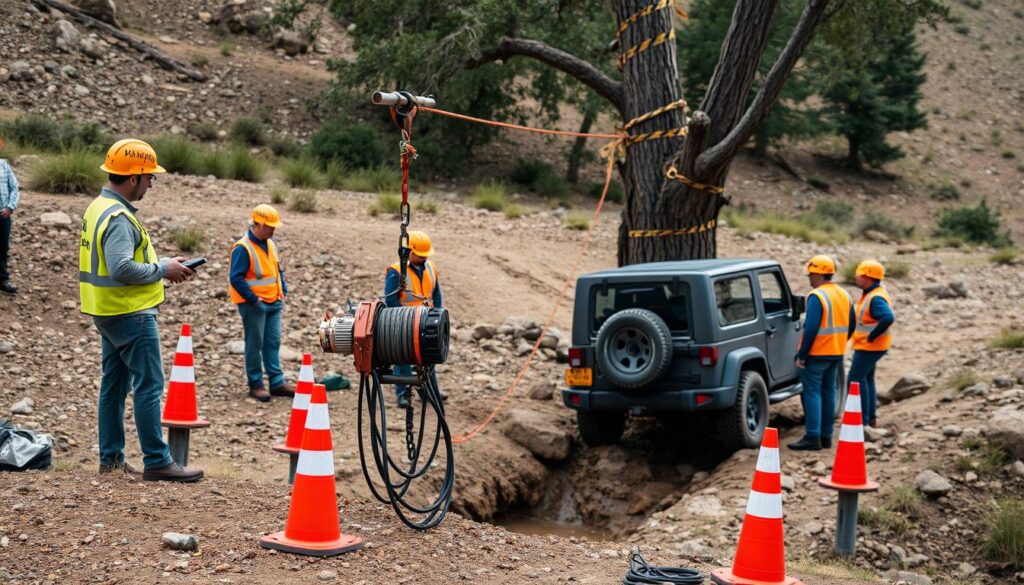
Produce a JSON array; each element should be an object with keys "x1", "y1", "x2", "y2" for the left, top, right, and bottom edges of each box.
[{"x1": 318, "y1": 305, "x2": 449, "y2": 368}]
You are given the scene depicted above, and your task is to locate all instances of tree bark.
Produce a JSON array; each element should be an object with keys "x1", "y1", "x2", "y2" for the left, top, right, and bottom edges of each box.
[{"x1": 566, "y1": 107, "x2": 597, "y2": 184}]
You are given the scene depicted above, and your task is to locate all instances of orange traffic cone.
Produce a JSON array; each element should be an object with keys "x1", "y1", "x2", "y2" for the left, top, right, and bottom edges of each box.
[
  {"x1": 260, "y1": 383, "x2": 362, "y2": 556},
  {"x1": 711, "y1": 428, "x2": 802, "y2": 585},
  {"x1": 818, "y1": 382, "x2": 879, "y2": 492},
  {"x1": 273, "y1": 353, "x2": 315, "y2": 455},
  {"x1": 161, "y1": 324, "x2": 210, "y2": 429}
]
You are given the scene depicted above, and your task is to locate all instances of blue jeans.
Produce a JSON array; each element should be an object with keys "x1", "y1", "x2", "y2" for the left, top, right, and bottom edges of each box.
[
  {"x1": 95, "y1": 314, "x2": 173, "y2": 470},
  {"x1": 238, "y1": 301, "x2": 284, "y2": 390},
  {"x1": 0, "y1": 214, "x2": 11, "y2": 281},
  {"x1": 799, "y1": 358, "x2": 839, "y2": 440},
  {"x1": 849, "y1": 350, "x2": 886, "y2": 426}
]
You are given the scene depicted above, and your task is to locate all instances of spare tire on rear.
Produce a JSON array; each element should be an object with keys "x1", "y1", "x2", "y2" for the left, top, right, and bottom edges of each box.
[{"x1": 595, "y1": 308, "x2": 672, "y2": 389}]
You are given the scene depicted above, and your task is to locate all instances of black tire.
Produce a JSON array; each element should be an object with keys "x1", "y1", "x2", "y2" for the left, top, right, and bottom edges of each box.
[
  {"x1": 716, "y1": 370, "x2": 769, "y2": 451},
  {"x1": 595, "y1": 308, "x2": 672, "y2": 389},
  {"x1": 577, "y1": 410, "x2": 626, "y2": 446}
]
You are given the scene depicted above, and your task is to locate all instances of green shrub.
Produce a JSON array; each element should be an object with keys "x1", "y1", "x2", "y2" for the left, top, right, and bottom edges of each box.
[
  {"x1": 308, "y1": 120, "x2": 389, "y2": 170},
  {"x1": 949, "y1": 368, "x2": 979, "y2": 391},
  {"x1": 229, "y1": 116, "x2": 266, "y2": 146},
  {"x1": 225, "y1": 147, "x2": 264, "y2": 182},
  {"x1": 219, "y1": 39, "x2": 236, "y2": 56},
  {"x1": 992, "y1": 330, "x2": 1024, "y2": 349},
  {"x1": 340, "y1": 165, "x2": 399, "y2": 193},
  {"x1": 368, "y1": 192, "x2": 401, "y2": 216},
  {"x1": 414, "y1": 200, "x2": 439, "y2": 214},
  {"x1": 886, "y1": 261, "x2": 910, "y2": 279},
  {"x1": 323, "y1": 160, "x2": 347, "y2": 190},
  {"x1": 200, "y1": 149, "x2": 229, "y2": 179},
  {"x1": 840, "y1": 261, "x2": 858, "y2": 283},
  {"x1": 269, "y1": 185, "x2": 288, "y2": 204},
  {"x1": 563, "y1": 213, "x2": 591, "y2": 231},
  {"x1": 504, "y1": 203, "x2": 527, "y2": 219},
  {"x1": 811, "y1": 200, "x2": 854, "y2": 224},
  {"x1": 961, "y1": 436, "x2": 985, "y2": 450},
  {"x1": 962, "y1": 0, "x2": 982, "y2": 9},
  {"x1": 536, "y1": 171, "x2": 570, "y2": 199},
  {"x1": 280, "y1": 157, "x2": 321, "y2": 188},
  {"x1": 931, "y1": 184, "x2": 961, "y2": 201},
  {"x1": 936, "y1": 200, "x2": 1012, "y2": 247},
  {"x1": 268, "y1": 137, "x2": 303, "y2": 158},
  {"x1": 29, "y1": 149, "x2": 105, "y2": 194},
  {"x1": 1002, "y1": 150, "x2": 1016, "y2": 159},
  {"x1": 858, "y1": 507, "x2": 911, "y2": 535},
  {"x1": 150, "y1": 136, "x2": 203, "y2": 175},
  {"x1": 289, "y1": 190, "x2": 318, "y2": 213},
  {"x1": 173, "y1": 227, "x2": 204, "y2": 252},
  {"x1": 587, "y1": 180, "x2": 625, "y2": 203},
  {"x1": 1, "y1": 115, "x2": 108, "y2": 152},
  {"x1": 188, "y1": 122, "x2": 220, "y2": 142},
  {"x1": 472, "y1": 181, "x2": 508, "y2": 211},
  {"x1": 189, "y1": 52, "x2": 209, "y2": 67},
  {"x1": 883, "y1": 486, "x2": 924, "y2": 516},
  {"x1": 990, "y1": 247, "x2": 1018, "y2": 265},
  {"x1": 723, "y1": 210, "x2": 847, "y2": 245},
  {"x1": 982, "y1": 499, "x2": 1024, "y2": 568},
  {"x1": 856, "y1": 212, "x2": 914, "y2": 241},
  {"x1": 509, "y1": 158, "x2": 552, "y2": 186}
]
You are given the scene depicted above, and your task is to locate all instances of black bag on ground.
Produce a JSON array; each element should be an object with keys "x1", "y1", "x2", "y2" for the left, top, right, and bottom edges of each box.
[{"x1": 0, "y1": 418, "x2": 53, "y2": 471}]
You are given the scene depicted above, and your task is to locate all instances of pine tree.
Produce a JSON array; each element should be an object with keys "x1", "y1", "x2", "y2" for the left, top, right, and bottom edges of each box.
[{"x1": 821, "y1": 25, "x2": 927, "y2": 170}]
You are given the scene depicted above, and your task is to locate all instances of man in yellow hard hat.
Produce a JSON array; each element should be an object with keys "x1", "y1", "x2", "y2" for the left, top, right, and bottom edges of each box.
[
  {"x1": 790, "y1": 255, "x2": 855, "y2": 451},
  {"x1": 849, "y1": 259, "x2": 894, "y2": 429},
  {"x1": 384, "y1": 230, "x2": 443, "y2": 408},
  {"x1": 229, "y1": 204, "x2": 293, "y2": 402},
  {"x1": 80, "y1": 139, "x2": 202, "y2": 482}
]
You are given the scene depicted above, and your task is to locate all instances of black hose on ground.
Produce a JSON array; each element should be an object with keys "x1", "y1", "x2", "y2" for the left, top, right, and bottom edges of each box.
[{"x1": 622, "y1": 552, "x2": 705, "y2": 585}]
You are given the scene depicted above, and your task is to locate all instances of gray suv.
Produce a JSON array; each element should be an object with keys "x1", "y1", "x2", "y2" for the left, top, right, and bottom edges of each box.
[{"x1": 561, "y1": 259, "x2": 845, "y2": 450}]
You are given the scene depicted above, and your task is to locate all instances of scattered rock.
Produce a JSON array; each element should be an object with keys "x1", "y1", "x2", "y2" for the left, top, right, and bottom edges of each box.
[
  {"x1": 886, "y1": 570, "x2": 932, "y2": 585},
  {"x1": 39, "y1": 211, "x2": 72, "y2": 227},
  {"x1": 516, "y1": 340, "x2": 533, "y2": 356},
  {"x1": 226, "y1": 341, "x2": 245, "y2": 354},
  {"x1": 922, "y1": 281, "x2": 969, "y2": 299},
  {"x1": 472, "y1": 324, "x2": 495, "y2": 340},
  {"x1": 677, "y1": 540, "x2": 712, "y2": 559},
  {"x1": 1015, "y1": 368, "x2": 1024, "y2": 385},
  {"x1": 52, "y1": 19, "x2": 81, "y2": 53},
  {"x1": 503, "y1": 409, "x2": 572, "y2": 461},
  {"x1": 0, "y1": 341, "x2": 13, "y2": 354},
  {"x1": 9, "y1": 61, "x2": 35, "y2": 82},
  {"x1": 957, "y1": 562, "x2": 976, "y2": 577},
  {"x1": 993, "y1": 375, "x2": 1014, "y2": 388},
  {"x1": 217, "y1": 0, "x2": 269, "y2": 34},
  {"x1": 527, "y1": 383, "x2": 553, "y2": 401},
  {"x1": 278, "y1": 346, "x2": 301, "y2": 363},
  {"x1": 197, "y1": 11, "x2": 213, "y2": 23},
  {"x1": 942, "y1": 425, "x2": 962, "y2": 437},
  {"x1": 74, "y1": 0, "x2": 120, "y2": 28},
  {"x1": 864, "y1": 426, "x2": 891, "y2": 442},
  {"x1": 316, "y1": 570, "x2": 337, "y2": 581},
  {"x1": 0, "y1": 536, "x2": 8, "y2": 548},
  {"x1": 961, "y1": 382, "x2": 990, "y2": 397},
  {"x1": 984, "y1": 406, "x2": 1024, "y2": 459},
  {"x1": 271, "y1": 27, "x2": 311, "y2": 56},
  {"x1": 915, "y1": 470, "x2": 952, "y2": 497},
  {"x1": 780, "y1": 475, "x2": 795, "y2": 491},
  {"x1": 881, "y1": 374, "x2": 931, "y2": 404},
  {"x1": 1013, "y1": 460, "x2": 1024, "y2": 478},
  {"x1": 10, "y1": 397, "x2": 34, "y2": 415},
  {"x1": 802, "y1": 520, "x2": 823, "y2": 535},
  {"x1": 682, "y1": 495, "x2": 726, "y2": 518},
  {"x1": 896, "y1": 244, "x2": 920, "y2": 255},
  {"x1": 161, "y1": 532, "x2": 198, "y2": 552},
  {"x1": 964, "y1": 471, "x2": 978, "y2": 482}
]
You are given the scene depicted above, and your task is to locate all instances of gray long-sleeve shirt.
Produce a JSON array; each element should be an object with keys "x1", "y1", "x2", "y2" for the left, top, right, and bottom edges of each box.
[{"x1": 92, "y1": 188, "x2": 168, "y2": 323}]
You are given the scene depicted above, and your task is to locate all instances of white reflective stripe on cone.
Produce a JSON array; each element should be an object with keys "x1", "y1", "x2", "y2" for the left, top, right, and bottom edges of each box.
[
  {"x1": 839, "y1": 424, "x2": 864, "y2": 443},
  {"x1": 298, "y1": 364, "x2": 313, "y2": 382},
  {"x1": 304, "y1": 403, "x2": 329, "y2": 430},
  {"x1": 844, "y1": 393, "x2": 862, "y2": 413},
  {"x1": 296, "y1": 449, "x2": 335, "y2": 477},
  {"x1": 176, "y1": 336, "x2": 193, "y2": 354},
  {"x1": 170, "y1": 366, "x2": 195, "y2": 384},
  {"x1": 292, "y1": 392, "x2": 311, "y2": 410},
  {"x1": 755, "y1": 447, "x2": 780, "y2": 474},
  {"x1": 745, "y1": 490, "x2": 784, "y2": 519}
]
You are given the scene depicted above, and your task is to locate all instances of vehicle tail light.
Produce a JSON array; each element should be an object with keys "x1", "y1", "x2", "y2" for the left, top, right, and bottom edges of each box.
[
  {"x1": 569, "y1": 394, "x2": 582, "y2": 406},
  {"x1": 698, "y1": 347, "x2": 718, "y2": 367},
  {"x1": 568, "y1": 347, "x2": 584, "y2": 368},
  {"x1": 696, "y1": 394, "x2": 712, "y2": 406}
]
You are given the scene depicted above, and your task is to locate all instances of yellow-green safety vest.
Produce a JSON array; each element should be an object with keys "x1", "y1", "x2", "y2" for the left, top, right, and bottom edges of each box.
[{"x1": 78, "y1": 193, "x2": 164, "y2": 316}]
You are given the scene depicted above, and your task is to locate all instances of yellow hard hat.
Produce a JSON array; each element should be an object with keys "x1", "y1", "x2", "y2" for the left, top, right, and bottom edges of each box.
[
  {"x1": 855, "y1": 259, "x2": 885, "y2": 280},
  {"x1": 100, "y1": 139, "x2": 166, "y2": 175},
  {"x1": 251, "y1": 204, "x2": 283, "y2": 228},
  {"x1": 408, "y1": 231, "x2": 434, "y2": 257},
  {"x1": 805, "y1": 255, "x2": 836, "y2": 275}
]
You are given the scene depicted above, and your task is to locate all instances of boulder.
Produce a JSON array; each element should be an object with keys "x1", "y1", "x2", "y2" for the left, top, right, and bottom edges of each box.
[
  {"x1": 886, "y1": 571, "x2": 932, "y2": 585},
  {"x1": 922, "y1": 281, "x2": 969, "y2": 299},
  {"x1": 682, "y1": 494, "x2": 726, "y2": 518},
  {"x1": 915, "y1": 469, "x2": 952, "y2": 497},
  {"x1": 10, "y1": 397, "x2": 34, "y2": 415},
  {"x1": 9, "y1": 61, "x2": 35, "y2": 82},
  {"x1": 40, "y1": 211, "x2": 72, "y2": 227},
  {"x1": 677, "y1": 540, "x2": 712, "y2": 560},
  {"x1": 880, "y1": 374, "x2": 931, "y2": 404},
  {"x1": 226, "y1": 341, "x2": 245, "y2": 354},
  {"x1": 527, "y1": 383, "x2": 553, "y2": 401},
  {"x1": 52, "y1": 19, "x2": 81, "y2": 53},
  {"x1": 0, "y1": 341, "x2": 13, "y2": 354},
  {"x1": 217, "y1": 0, "x2": 269, "y2": 34},
  {"x1": 993, "y1": 375, "x2": 1014, "y2": 388},
  {"x1": 73, "y1": 0, "x2": 120, "y2": 28},
  {"x1": 271, "y1": 27, "x2": 311, "y2": 56},
  {"x1": 79, "y1": 36, "x2": 103, "y2": 59},
  {"x1": 984, "y1": 406, "x2": 1024, "y2": 459},
  {"x1": 502, "y1": 408, "x2": 572, "y2": 461},
  {"x1": 161, "y1": 532, "x2": 198, "y2": 552},
  {"x1": 471, "y1": 324, "x2": 495, "y2": 340},
  {"x1": 1015, "y1": 367, "x2": 1024, "y2": 385}
]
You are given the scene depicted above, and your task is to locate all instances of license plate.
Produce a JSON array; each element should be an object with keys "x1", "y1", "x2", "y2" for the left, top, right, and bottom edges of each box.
[{"x1": 565, "y1": 368, "x2": 593, "y2": 387}]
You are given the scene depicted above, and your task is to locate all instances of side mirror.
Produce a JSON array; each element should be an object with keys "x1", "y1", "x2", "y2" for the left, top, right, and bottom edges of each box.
[{"x1": 792, "y1": 295, "x2": 805, "y2": 321}]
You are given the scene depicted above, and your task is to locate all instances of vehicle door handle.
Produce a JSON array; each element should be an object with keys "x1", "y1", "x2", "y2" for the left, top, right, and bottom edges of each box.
[{"x1": 766, "y1": 325, "x2": 777, "y2": 337}]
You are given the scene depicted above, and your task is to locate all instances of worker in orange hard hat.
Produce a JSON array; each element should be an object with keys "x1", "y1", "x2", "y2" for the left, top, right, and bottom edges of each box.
[
  {"x1": 790, "y1": 255, "x2": 855, "y2": 452},
  {"x1": 848, "y1": 259, "x2": 894, "y2": 429},
  {"x1": 229, "y1": 204, "x2": 294, "y2": 402},
  {"x1": 384, "y1": 230, "x2": 445, "y2": 408},
  {"x1": 81, "y1": 139, "x2": 202, "y2": 482}
]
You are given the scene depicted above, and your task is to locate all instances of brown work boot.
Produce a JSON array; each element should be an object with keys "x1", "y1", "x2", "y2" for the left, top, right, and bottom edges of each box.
[
  {"x1": 269, "y1": 382, "x2": 295, "y2": 398},
  {"x1": 248, "y1": 386, "x2": 271, "y2": 402},
  {"x1": 98, "y1": 461, "x2": 142, "y2": 478},
  {"x1": 142, "y1": 462, "x2": 203, "y2": 483}
]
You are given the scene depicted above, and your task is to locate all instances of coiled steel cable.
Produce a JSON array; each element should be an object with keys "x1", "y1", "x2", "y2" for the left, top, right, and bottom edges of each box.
[{"x1": 622, "y1": 552, "x2": 705, "y2": 585}]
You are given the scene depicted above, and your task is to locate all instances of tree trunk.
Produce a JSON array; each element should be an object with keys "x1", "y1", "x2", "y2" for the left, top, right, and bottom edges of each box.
[{"x1": 566, "y1": 107, "x2": 596, "y2": 184}]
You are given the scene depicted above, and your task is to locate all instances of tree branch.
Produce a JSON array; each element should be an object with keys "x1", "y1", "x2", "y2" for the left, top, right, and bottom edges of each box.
[
  {"x1": 698, "y1": 0, "x2": 831, "y2": 174},
  {"x1": 468, "y1": 37, "x2": 625, "y2": 115}
]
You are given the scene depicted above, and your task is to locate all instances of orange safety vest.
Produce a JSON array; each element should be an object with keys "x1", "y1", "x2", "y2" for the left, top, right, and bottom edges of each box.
[
  {"x1": 388, "y1": 260, "x2": 437, "y2": 307},
  {"x1": 852, "y1": 285, "x2": 892, "y2": 351},
  {"x1": 229, "y1": 235, "x2": 283, "y2": 304},
  {"x1": 804, "y1": 282, "x2": 852, "y2": 357}
]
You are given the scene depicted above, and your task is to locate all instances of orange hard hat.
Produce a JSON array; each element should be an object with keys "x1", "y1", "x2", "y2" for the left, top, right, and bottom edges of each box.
[
  {"x1": 805, "y1": 255, "x2": 836, "y2": 275},
  {"x1": 100, "y1": 139, "x2": 166, "y2": 175},
  {"x1": 855, "y1": 259, "x2": 885, "y2": 280},
  {"x1": 251, "y1": 204, "x2": 283, "y2": 228},
  {"x1": 408, "y1": 231, "x2": 434, "y2": 257}
]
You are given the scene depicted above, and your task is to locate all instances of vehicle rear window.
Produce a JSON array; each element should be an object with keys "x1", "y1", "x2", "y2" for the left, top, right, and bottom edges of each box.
[
  {"x1": 714, "y1": 275, "x2": 757, "y2": 326},
  {"x1": 592, "y1": 283, "x2": 691, "y2": 333}
]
